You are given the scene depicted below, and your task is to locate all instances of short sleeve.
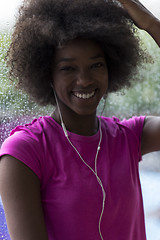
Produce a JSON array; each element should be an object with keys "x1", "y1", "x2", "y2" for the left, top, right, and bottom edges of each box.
[
  {"x1": 0, "y1": 128, "x2": 42, "y2": 180},
  {"x1": 120, "y1": 116, "x2": 146, "y2": 161}
]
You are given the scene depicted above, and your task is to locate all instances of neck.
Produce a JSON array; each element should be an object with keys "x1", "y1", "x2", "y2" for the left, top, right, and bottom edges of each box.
[{"x1": 51, "y1": 108, "x2": 99, "y2": 136}]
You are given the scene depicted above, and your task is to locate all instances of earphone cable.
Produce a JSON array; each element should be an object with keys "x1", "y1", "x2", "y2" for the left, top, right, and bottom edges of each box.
[{"x1": 54, "y1": 90, "x2": 106, "y2": 240}]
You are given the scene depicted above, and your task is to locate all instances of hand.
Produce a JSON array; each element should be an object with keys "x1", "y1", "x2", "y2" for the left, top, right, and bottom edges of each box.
[
  {"x1": 117, "y1": 0, "x2": 157, "y2": 31},
  {"x1": 117, "y1": 0, "x2": 160, "y2": 47}
]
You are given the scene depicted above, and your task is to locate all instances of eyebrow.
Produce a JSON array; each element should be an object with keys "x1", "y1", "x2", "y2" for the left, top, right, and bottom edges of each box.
[
  {"x1": 56, "y1": 53, "x2": 105, "y2": 64},
  {"x1": 90, "y1": 54, "x2": 105, "y2": 60},
  {"x1": 56, "y1": 58, "x2": 76, "y2": 64}
]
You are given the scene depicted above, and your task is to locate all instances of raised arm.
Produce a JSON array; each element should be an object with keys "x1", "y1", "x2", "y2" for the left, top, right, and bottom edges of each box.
[
  {"x1": 0, "y1": 156, "x2": 48, "y2": 240},
  {"x1": 117, "y1": 0, "x2": 160, "y2": 155},
  {"x1": 117, "y1": 0, "x2": 160, "y2": 47}
]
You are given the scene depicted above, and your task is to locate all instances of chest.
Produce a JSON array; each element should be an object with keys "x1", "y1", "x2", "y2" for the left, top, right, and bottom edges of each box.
[{"x1": 42, "y1": 133, "x2": 140, "y2": 212}]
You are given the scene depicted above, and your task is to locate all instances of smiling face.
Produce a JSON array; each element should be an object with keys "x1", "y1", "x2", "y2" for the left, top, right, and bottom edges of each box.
[{"x1": 52, "y1": 38, "x2": 108, "y2": 118}]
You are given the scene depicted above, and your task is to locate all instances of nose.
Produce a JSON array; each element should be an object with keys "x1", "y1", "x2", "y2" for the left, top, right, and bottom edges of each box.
[{"x1": 76, "y1": 69, "x2": 94, "y2": 87}]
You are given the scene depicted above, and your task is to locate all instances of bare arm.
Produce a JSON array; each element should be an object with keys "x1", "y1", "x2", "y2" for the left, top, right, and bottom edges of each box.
[
  {"x1": 141, "y1": 116, "x2": 160, "y2": 155},
  {"x1": 117, "y1": 1, "x2": 160, "y2": 155},
  {"x1": 0, "y1": 156, "x2": 48, "y2": 240},
  {"x1": 117, "y1": 0, "x2": 160, "y2": 47}
]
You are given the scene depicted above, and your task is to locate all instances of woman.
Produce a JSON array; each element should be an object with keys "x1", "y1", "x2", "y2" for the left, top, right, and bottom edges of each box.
[{"x1": 0, "y1": 0, "x2": 160, "y2": 239}]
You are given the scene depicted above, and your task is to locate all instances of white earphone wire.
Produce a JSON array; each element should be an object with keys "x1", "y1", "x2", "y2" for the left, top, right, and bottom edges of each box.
[{"x1": 54, "y1": 91, "x2": 106, "y2": 240}]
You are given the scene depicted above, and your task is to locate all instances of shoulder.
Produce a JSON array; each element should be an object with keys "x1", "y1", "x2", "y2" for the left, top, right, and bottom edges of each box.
[
  {"x1": 101, "y1": 116, "x2": 146, "y2": 161},
  {"x1": 101, "y1": 115, "x2": 145, "y2": 128},
  {"x1": 0, "y1": 117, "x2": 46, "y2": 152},
  {"x1": 0, "y1": 116, "x2": 56, "y2": 179},
  {"x1": 0, "y1": 115, "x2": 61, "y2": 159},
  {"x1": 10, "y1": 116, "x2": 52, "y2": 135},
  {"x1": 4, "y1": 115, "x2": 57, "y2": 144},
  {"x1": 101, "y1": 115, "x2": 145, "y2": 138},
  {"x1": 0, "y1": 115, "x2": 59, "y2": 154}
]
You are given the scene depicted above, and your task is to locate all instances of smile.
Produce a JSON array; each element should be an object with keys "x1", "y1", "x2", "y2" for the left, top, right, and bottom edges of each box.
[{"x1": 73, "y1": 91, "x2": 95, "y2": 99}]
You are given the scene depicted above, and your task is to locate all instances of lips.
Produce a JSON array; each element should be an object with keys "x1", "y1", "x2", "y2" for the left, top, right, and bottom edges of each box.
[{"x1": 72, "y1": 90, "x2": 96, "y2": 99}]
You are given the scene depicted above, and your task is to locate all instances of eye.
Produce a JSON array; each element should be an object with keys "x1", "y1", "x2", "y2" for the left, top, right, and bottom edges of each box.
[
  {"x1": 60, "y1": 66, "x2": 75, "y2": 71},
  {"x1": 91, "y1": 62, "x2": 105, "y2": 69}
]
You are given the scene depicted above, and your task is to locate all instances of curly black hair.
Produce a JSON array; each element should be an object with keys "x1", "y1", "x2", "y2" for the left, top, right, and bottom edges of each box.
[{"x1": 7, "y1": 0, "x2": 146, "y2": 105}]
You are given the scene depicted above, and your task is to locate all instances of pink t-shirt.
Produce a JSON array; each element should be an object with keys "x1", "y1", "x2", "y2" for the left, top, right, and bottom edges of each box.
[{"x1": 0, "y1": 115, "x2": 146, "y2": 240}]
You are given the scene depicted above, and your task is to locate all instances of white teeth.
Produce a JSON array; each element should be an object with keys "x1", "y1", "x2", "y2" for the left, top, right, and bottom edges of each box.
[{"x1": 74, "y1": 91, "x2": 95, "y2": 99}]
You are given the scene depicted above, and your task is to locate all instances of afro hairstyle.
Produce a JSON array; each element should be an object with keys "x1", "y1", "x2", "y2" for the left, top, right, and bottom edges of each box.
[{"x1": 7, "y1": 0, "x2": 146, "y2": 105}]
